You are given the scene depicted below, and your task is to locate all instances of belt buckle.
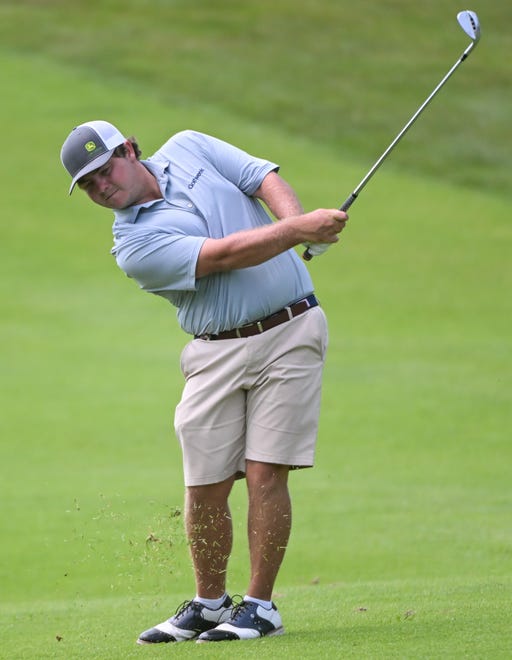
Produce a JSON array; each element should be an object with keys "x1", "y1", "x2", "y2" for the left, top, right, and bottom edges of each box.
[{"x1": 236, "y1": 320, "x2": 264, "y2": 338}]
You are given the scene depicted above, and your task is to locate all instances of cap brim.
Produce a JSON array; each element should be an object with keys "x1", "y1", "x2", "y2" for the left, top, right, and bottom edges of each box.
[{"x1": 68, "y1": 149, "x2": 116, "y2": 195}]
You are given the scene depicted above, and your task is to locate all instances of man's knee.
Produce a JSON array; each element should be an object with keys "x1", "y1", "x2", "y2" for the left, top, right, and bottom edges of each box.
[
  {"x1": 186, "y1": 475, "x2": 235, "y2": 507},
  {"x1": 246, "y1": 461, "x2": 290, "y2": 492}
]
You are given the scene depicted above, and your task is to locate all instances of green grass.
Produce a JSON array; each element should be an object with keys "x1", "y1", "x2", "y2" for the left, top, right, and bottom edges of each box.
[
  {"x1": 0, "y1": 0, "x2": 510, "y2": 196},
  {"x1": 5, "y1": 580, "x2": 512, "y2": 658},
  {"x1": 1, "y1": 1, "x2": 511, "y2": 658}
]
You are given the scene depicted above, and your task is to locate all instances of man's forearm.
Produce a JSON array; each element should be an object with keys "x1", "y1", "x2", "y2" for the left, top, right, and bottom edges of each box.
[
  {"x1": 253, "y1": 171, "x2": 304, "y2": 219},
  {"x1": 196, "y1": 219, "x2": 301, "y2": 278},
  {"x1": 195, "y1": 209, "x2": 347, "y2": 278}
]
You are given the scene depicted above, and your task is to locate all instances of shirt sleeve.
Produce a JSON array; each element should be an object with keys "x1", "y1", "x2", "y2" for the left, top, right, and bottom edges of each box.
[
  {"x1": 112, "y1": 227, "x2": 206, "y2": 293},
  {"x1": 171, "y1": 130, "x2": 279, "y2": 196}
]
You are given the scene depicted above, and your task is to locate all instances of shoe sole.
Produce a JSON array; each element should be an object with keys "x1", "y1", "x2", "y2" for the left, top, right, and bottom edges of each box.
[
  {"x1": 136, "y1": 637, "x2": 198, "y2": 645},
  {"x1": 196, "y1": 626, "x2": 285, "y2": 643}
]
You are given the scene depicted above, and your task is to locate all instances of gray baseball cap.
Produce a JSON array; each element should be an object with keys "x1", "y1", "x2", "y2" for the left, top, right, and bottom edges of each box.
[{"x1": 60, "y1": 120, "x2": 127, "y2": 194}]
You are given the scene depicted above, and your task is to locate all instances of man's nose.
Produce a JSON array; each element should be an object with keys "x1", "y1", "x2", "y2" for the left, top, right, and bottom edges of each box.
[{"x1": 96, "y1": 175, "x2": 110, "y2": 193}]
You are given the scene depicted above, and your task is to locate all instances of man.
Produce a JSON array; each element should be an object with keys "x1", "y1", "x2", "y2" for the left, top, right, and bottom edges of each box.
[{"x1": 60, "y1": 120, "x2": 347, "y2": 644}]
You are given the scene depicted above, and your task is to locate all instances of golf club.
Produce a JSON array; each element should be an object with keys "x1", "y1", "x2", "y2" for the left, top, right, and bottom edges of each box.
[{"x1": 303, "y1": 9, "x2": 481, "y2": 261}]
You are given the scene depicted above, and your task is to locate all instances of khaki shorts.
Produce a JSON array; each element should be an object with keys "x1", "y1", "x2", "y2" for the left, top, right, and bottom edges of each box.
[{"x1": 174, "y1": 306, "x2": 328, "y2": 486}]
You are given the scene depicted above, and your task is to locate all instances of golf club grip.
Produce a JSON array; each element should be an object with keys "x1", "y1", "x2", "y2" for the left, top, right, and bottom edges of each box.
[
  {"x1": 302, "y1": 193, "x2": 358, "y2": 261},
  {"x1": 340, "y1": 192, "x2": 358, "y2": 212}
]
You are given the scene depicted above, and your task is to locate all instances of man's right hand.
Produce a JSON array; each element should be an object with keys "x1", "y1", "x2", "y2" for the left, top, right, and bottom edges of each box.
[
  {"x1": 293, "y1": 208, "x2": 348, "y2": 245},
  {"x1": 296, "y1": 208, "x2": 348, "y2": 261}
]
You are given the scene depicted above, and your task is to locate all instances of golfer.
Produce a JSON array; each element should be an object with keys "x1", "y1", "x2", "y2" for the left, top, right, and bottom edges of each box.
[{"x1": 60, "y1": 120, "x2": 347, "y2": 644}]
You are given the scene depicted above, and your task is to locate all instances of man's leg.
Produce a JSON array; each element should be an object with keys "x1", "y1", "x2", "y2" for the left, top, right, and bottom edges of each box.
[
  {"x1": 137, "y1": 476, "x2": 236, "y2": 644},
  {"x1": 196, "y1": 460, "x2": 289, "y2": 642},
  {"x1": 245, "y1": 460, "x2": 291, "y2": 600},
  {"x1": 185, "y1": 475, "x2": 236, "y2": 598}
]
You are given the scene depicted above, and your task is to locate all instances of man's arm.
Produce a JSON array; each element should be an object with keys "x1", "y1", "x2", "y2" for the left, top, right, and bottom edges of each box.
[
  {"x1": 195, "y1": 208, "x2": 347, "y2": 278},
  {"x1": 253, "y1": 171, "x2": 304, "y2": 219}
]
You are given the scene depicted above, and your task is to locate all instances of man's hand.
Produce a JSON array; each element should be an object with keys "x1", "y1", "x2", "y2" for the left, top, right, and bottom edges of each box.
[
  {"x1": 297, "y1": 208, "x2": 348, "y2": 260},
  {"x1": 255, "y1": 173, "x2": 348, "y2": 248},
  {"x1": 290, "y1": 208, "x2": 348, "y2": 245}
]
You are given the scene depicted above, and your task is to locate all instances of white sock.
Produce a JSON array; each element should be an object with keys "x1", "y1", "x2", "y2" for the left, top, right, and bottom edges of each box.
[
  {"x1": 244, "y1": 595, "x2": 272, "y2": 610},
  {"x1": 193, "y1": 594, "x2": 228, "y2": 610}
]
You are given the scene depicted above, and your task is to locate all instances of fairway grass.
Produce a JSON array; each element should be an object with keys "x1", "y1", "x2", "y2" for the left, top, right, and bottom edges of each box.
[
  {"x1": 0, "y1": 0, "x2": 510, "y2": 197},
  {"x1": 2, "y1": 22, "x2": 511, "y2": 660},
  {"x1": 3, "y1": 578, "x2": 511, "y2": 659}
]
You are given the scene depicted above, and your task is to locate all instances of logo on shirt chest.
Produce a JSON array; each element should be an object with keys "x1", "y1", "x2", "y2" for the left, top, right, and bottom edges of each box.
[{"x1": 188, "y1": 168, "x2": 205, "y2": 190}]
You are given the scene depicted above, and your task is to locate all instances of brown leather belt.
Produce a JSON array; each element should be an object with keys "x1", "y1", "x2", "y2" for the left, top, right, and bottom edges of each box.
[{"x1": 195, "y1": 294, "x2": 319, "y2": 340}]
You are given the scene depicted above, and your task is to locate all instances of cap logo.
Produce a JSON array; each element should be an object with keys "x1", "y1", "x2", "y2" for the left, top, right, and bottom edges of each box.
[{"x1": 85, "y1": 141, "x2": 98, "y2": 152}]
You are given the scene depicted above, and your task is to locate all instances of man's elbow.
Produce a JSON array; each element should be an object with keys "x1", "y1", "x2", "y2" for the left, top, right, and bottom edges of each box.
[{"x1": 195, "y1": 240, "x2": 234, "y2": 278}]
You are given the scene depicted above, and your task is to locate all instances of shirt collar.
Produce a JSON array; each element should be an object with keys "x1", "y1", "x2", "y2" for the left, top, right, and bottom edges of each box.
[
  {"x1": 113, "y1": 158, "x2": 170, "y2": 224},
  {"x1": 144, "y1": 156, "x2": 169, "y2": 184}
]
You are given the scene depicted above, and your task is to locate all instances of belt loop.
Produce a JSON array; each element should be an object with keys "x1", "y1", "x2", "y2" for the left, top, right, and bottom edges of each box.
[
  {"x1": 285, "y1": 306, "x2": 293, "y2": 320},
  {"x1": 257, "y1": 321, "x2": 264, "y2": 333}
]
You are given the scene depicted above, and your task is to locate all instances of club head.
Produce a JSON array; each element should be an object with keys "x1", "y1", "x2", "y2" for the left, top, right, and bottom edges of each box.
[{"x1": 457, "y1": 10, "x2": 481, "y2": 43}]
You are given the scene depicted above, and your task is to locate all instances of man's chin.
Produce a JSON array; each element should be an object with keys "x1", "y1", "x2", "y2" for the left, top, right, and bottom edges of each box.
[{"x1": 103, "y1": 191, "x2": 127, "y2": 209}]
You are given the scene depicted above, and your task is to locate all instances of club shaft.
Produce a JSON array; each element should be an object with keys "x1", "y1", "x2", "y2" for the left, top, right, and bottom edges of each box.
[
  {"x1": 304, "y1": 39, "x2": 477, "y2": 260},
  {"x1": 345, "y1": 41, "x2": 476, "y2": 206}
]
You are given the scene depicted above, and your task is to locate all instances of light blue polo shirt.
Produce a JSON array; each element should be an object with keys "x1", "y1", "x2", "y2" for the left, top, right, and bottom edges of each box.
[{"x1": 111, "y1": 130, "x2": 314, "y2": 335}]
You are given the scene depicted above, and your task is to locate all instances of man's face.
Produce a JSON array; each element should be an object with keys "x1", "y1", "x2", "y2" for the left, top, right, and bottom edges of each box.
[{"x1": 77, "y1": 143, "x2": 152, "y2": 209}]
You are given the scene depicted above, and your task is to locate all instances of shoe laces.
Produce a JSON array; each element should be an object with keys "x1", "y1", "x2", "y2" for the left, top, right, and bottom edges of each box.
[
  {"x1": 173, "y1": 599, "x2": 201, "y2": 620},
  {"x1": 229, "y1": 598, "x2": 255, "y2": 622}
]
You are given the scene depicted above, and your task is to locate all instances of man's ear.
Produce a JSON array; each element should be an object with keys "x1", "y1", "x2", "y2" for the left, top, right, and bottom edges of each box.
[{"x1": 124, "y1": 140, "x2": 137, "y2": 160}]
